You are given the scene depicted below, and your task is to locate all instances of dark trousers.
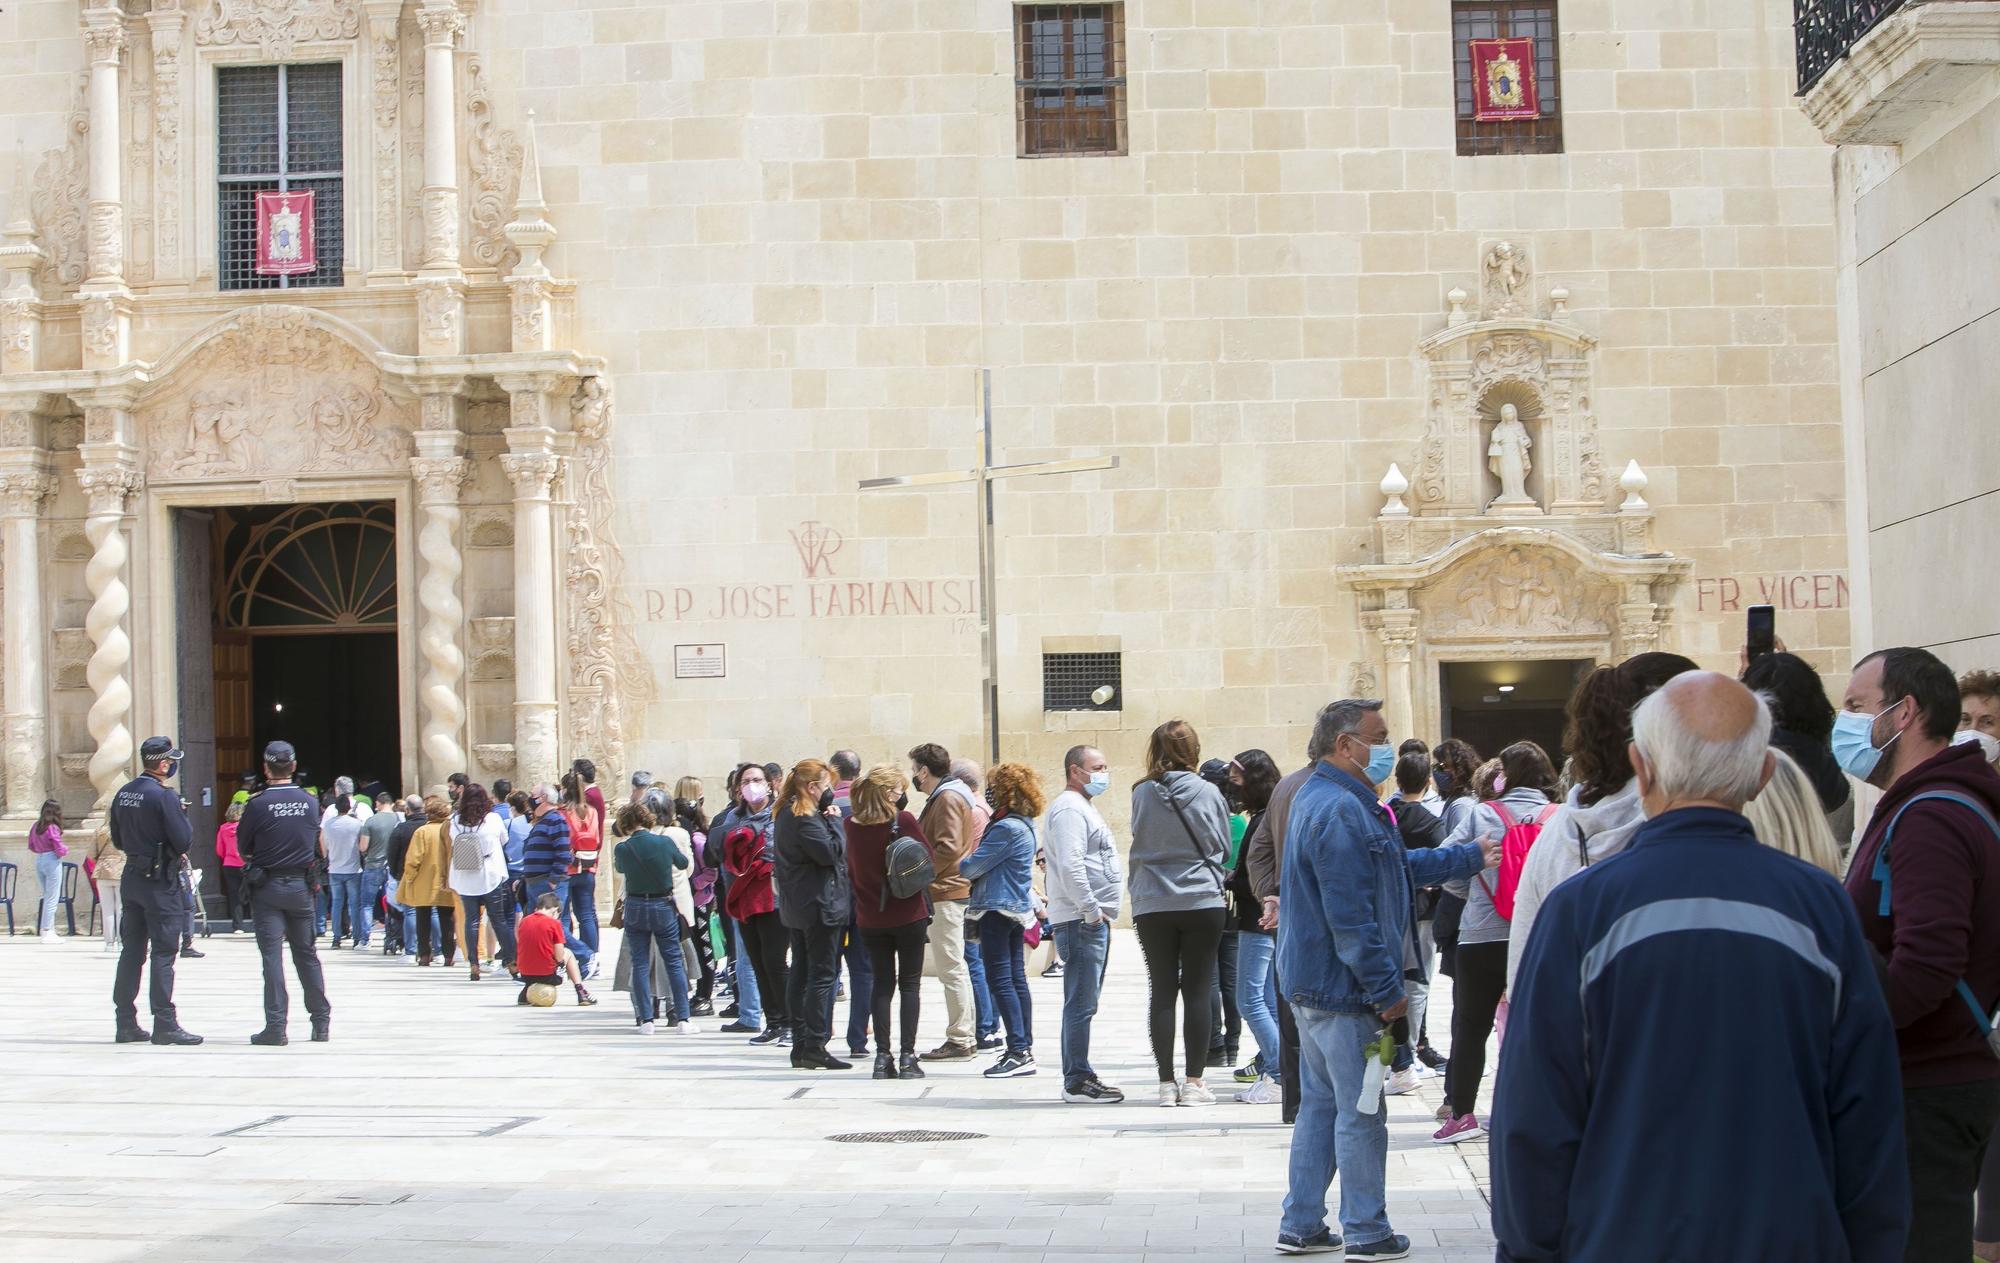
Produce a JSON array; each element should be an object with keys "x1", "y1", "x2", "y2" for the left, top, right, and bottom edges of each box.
[
  {"x1": 112, "y1": 878, "x2": 185, "y2": 1030},
  {"x1": 459, "y1": 888, "x2": 518, "y2": 969},
  {"x1": 1277, "y1": 979, "x2": 1301, "y2": 1125},
  {"x1": 977, "y1": 914, "x2": 1033, "y2": 1054},
  {"x1": 834, "y1": 925, "x2": 874, "y2": 1052},
  {"x1": 416, "y1": 903, "x2": 458, "y2": 961},
  {"x1": 1134, "y1": 906, "x2": 1227, "y2": 1082},
  {"x1": 863, "y1": 921, "x2": 929, "y2": 1056},
  {"x1": 691, "y1": 906, "x2": 717, "y2": 1002},
  {"x1": 788, "y1": 920, "x2": 842, "y2": 1049},
  {"x1": 252, "y1": 875, "x2": 330, "y2": 1030},
  {"x1": 1906, "y1": 1077, "x2": 2000, "y2": 1262},
  {"x1": 220, "y1": 867, "x2": 245, "y2": 931},
  {"x1": 1444, "y1": 940, "x2": 1508, "y2": 1118},
  {"x1": 739, "y1": 910, "x2": 790, "y2": 1029},
  {"x1": 1209, "y1": 927, "x2": 1242, "y2": 1055}
]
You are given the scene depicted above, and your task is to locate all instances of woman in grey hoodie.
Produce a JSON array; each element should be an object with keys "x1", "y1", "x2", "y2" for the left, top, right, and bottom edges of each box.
[
  {"x1": 1128, "y1": 720, "x2": 1233, "y2": 1107},
  {"x1": 1434, "y1": 740, "x2": 1559, "y2": 1144}
]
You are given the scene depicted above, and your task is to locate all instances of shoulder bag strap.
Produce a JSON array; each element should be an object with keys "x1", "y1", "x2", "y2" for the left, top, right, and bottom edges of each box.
[
  {"x1": 1474, "y1": 802, "x2": 1510, "y2": 901},
  {"x1": 1873, "y1": 791, "x2": 2000, "y2": 1032},
  {"x1": 1161, "y1": 786, "x2": 1228, "y2": 888}
]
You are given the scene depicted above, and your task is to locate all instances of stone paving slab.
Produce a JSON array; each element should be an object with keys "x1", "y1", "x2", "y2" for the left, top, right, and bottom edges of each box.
[{"x1": 0, "y1": 929, "x2": 1493, "y2": 1260}]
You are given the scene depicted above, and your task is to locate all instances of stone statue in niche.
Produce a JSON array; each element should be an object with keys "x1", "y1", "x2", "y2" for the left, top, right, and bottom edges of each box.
[
  {"x1": 1484, "y1": 241, "x2": 1529, "y2": 317},
  {"x1": 1487, "y1": 404, "x2": 1537, "y2": 513}
]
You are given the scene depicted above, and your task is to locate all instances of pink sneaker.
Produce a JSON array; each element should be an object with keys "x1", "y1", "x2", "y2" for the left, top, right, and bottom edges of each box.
[{"x1": 1431, "y1": 1113, "x2": 1483, "y2": 1144}]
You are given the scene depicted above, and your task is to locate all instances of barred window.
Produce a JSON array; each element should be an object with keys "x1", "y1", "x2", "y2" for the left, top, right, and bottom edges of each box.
[
  {"x1": 217, "y1": 62, "x2": 344, "y2": 290},
  {"x1": 1452, "y1": 2, "x2": 1563, "y2": 157},
  {"x1": 1015, "y1": 5, "x2": 1127, "y2": 158},
  {"x1": 1043, "y1": 651, "x2": 1122, "y2": 712}
]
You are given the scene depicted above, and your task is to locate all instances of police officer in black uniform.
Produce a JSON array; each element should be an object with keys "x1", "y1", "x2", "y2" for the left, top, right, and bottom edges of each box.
[
  {"x1": 238, "y1": 740, "x2": 332, "y2": 1045},
  {"x1": 109, "y1": 736, "x2": 203, "y2": 1045}
]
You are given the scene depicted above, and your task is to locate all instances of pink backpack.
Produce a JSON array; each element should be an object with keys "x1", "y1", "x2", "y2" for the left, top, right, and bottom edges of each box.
[{"x1": 1477, "y1": 801, "x2": 1560, "y2": 921}]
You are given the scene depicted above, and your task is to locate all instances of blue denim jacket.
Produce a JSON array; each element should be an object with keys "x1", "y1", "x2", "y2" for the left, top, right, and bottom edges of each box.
[
  {"x1": 1277, "y1": 761, "x2": 1485, "y2": 1015},
  {"x1": 961, "y1": 813, "x2": 1038, "y2": 919}
]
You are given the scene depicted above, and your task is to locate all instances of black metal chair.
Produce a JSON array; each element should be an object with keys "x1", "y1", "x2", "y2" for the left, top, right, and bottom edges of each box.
[{"x1": 0, "y1": 861, "x2": 15, "y2": 935}]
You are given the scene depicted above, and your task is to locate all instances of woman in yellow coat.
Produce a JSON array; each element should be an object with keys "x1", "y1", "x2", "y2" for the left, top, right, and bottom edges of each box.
[{"x1": 398, "y1": 795, "x2": 459, "y2": 966}]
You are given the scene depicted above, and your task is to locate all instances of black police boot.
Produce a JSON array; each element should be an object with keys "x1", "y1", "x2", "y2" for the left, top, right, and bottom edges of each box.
[
  {"x1": 114, "y1": 1026, "x2": 151, "y2": 1044},
  {"x1": 151, "y1": 1027, "x2": 204, "y2": 1046},
  {"x1": 310, "y1": 1018, "x2": 331, "y2": 1043},
  {"x1": 249, "y1": 1028, "x2": 288, "y2": 1047},
  {"x1": 179, "y1": 945, "x2": 205, "y2": 959}
]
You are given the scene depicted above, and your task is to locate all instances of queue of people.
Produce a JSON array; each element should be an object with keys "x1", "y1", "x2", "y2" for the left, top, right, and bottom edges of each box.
[{"x1": 76, "y1": 643, "x2": 2000, "y2": 1262}]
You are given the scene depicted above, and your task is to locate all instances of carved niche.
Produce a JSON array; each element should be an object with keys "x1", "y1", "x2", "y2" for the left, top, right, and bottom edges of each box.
[
  {"x1": 194, "y1": 0, "x2": 361, "y2": 59},
  {"x1": 137, "y1": 308, "x2": 415, "y2": 482}
]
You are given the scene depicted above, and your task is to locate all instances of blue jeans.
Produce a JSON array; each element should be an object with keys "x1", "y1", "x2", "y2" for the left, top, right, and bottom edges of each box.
[
  {"x1": 829, "y1": 926, "x2": 873, "y2": 1052},
  {"x1": 1282, "y1": 1008, "x2": 1391, "y2": 1246},
  {"x1": 1236, "y1": 931, "x2": 1282, "y2": 1073},
  {"x1": 357, "y1": 868, "x2": 387, "y2": 945},
  {"x1": 1050, "y1": 918, "x2": 1109, "y2": 1087},
  {"x1": 625, "y1": 896, "x2": 689, "y2": 1025},
  {"x1": 976, "y1": 914, "x2": 1032, "y2": 1054},
  {"x1": 314, "y1": 883, "x2": 330, "y2": 936},
  {"x1": 728, "y1": 915, "x2": 763, "y2": 1025},
  {"x1": 35, "y1": 850, "x2": 62, "y2": 935},
  {"x1": 965, "y1": 926, "x2": 999, "y2": 1039},
  {"x1": 527, "y1": 876, "x2": 595, "y2": 974},
  {"x1": 329, "y1": 872, "x2": 363, "y2": 942},
  {"x1": 566, "y1": 870, "x2": 600, "y2": 952}
]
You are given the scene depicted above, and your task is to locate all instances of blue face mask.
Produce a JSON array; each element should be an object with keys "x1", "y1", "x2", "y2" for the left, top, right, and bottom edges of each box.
[
  {"x1": 1363, "y1": 742, "x2": 1397, "y2": 787},
  {"x1": 1432, "y1": 768, "x2": 1451, "y2": 795},
  {"x1": 1832, "y1": 704, "x2": 1904, "y2": 783},
  {"x1": 1084, "y1": 771, "x2": 1110, "y2": 798}
]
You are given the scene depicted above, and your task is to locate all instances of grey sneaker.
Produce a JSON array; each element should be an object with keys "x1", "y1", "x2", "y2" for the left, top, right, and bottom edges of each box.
[
  {"x1": 1274, "y1": 1228, "x2": 1343, "y2": 1255},
  {"x1": 1344, "y1": 1235, "x2": 1411, "y2": 1261}
]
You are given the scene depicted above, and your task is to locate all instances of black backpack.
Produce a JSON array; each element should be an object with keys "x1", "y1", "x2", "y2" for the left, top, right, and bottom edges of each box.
[{"x1": 881, "y1": 817, "x2": 935, "y2": 909}]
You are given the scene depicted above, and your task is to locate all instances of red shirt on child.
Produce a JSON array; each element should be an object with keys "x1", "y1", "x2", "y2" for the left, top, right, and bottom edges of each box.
[{"x1": 516, "y1": 913, "x2": 564, "y2": 976}]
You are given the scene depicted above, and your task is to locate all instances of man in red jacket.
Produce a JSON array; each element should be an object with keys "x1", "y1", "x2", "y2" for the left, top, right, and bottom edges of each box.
[{"x1": 1842, "y1": 646, "x2": 2000, "y2": 1262}]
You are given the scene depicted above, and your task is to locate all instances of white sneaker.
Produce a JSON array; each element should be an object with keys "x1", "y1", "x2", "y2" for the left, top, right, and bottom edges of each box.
[
  {"x1": 672, "y1": 1020, "x2": 699, "y2": 1035},
  {"x1": 636, "y1": 1022, "x2": 655, "y2": 1036},
  {"x1": 1235, "y1": 1073, "x2": 1281, "y2": 1105},
  {"x1": 585, "y1": 959, "x2": 601, "y2": 980},
  {"x1": 1384, "y1": 1067, "x2": 1422, "y2": 1096},
  {"x1": 1178, "y1": 1079, "x2": 1218, "y2": 1107},
  {"x1": 1157, "y1": 1082, "x2": 1180, "y2": 1108}
]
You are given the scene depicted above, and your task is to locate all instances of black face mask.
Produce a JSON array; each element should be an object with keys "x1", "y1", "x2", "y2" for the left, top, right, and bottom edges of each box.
[
  {"x1": 895, "y1": 792, "x2": 909, "y2": 812},
  {"x1": 818, "y1": 788, "x2": 836, "y2": 812}
]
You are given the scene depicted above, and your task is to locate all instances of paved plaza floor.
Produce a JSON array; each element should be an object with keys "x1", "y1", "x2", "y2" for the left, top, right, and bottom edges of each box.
[{"x1": 2, "y1": 927, "x2": 1495, "y2": 1262}]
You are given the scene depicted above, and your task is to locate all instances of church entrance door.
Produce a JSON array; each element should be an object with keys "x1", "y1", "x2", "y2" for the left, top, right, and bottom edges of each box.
[{"x1": 1438, "y1": 658, "x2": 1591, "y2": 764}]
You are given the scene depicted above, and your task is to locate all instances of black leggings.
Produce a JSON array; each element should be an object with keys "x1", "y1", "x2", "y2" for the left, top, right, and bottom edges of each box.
[
  {"x1": 739, "y1": 910, "x2": 791, "y2": 1030},
  {"x1": 863, "y1": 920, "x2": 929, "y2": 1056},
  {"x1": 416, "y1": 905, "x2": 457, "y2": 961},
  {"x1": 1134, "y1": 907, "x2": 1226, "y2": 1082},
  {"x1": 690, "y1": 907, "x2": 717, "y2": 1002},
  {"x1": 1445, "y1": 940, "x2": 1508, "y2": 1118},
  {"x1": 1209, "y1": 928, "x2": 1241, "y2": 1054}
]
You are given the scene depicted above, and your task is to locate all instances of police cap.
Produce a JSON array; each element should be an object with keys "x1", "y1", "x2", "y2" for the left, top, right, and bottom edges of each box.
[
  {"x1": 263, "y1": 740, "x2": 297, "y2": 765},
  {"x1": 139, "y1": 736, "x2": 184, "y2": 762}
]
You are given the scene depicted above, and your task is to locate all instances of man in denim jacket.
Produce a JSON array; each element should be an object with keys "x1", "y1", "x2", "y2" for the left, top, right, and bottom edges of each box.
[{"x1": 1275, "y1": 700, "x2": 1495, "y2": 1259}]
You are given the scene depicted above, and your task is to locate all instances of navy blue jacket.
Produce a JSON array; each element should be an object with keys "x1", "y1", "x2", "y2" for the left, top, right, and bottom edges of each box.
[
  {"x1": 108, "y1": 773, "x2": 194, "y2": 886},
  {"x1": 520, "y1": 811, "x2": 572, "y2": 880},
  {"x1": 1493, "y1": 807, "x2": 1907, "y2": 1262},
  {"x1": 1277, "y1": 761, "x2": 1483, "y2": 1014}
]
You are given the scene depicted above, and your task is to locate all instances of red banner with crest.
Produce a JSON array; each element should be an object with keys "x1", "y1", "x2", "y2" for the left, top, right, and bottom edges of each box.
[
  {"x1": 1470, "y1": 37, "x2": 1539, "y2": 121},
  {"x1": 255, "y1": 190, "x2": 316, "y2": 276}
]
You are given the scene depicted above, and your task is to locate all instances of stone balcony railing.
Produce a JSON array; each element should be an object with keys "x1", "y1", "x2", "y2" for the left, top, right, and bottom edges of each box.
[{"x1": 1797, "y1": 0, "x2": 2000, "y2": 143}]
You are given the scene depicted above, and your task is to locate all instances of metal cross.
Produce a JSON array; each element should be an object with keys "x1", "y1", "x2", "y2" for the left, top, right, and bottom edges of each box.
[{"x1": 859, "y1": 370, "x2": 1118, "y2": 765}]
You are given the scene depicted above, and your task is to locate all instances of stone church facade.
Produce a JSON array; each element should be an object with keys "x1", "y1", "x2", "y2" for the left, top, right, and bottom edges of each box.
[{"x1": 0, "y1": 0, "x2": 1844, "y2": 858}]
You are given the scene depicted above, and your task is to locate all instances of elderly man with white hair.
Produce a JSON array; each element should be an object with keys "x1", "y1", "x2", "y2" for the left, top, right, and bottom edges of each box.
[{"x1": 1492, "y1": 672, "x2": 1908, "y2": 1263}]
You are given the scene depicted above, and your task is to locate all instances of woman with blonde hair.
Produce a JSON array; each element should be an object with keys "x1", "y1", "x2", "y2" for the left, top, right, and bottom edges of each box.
[
  {"x1": 1742, "y1": 748, "x2": 1844, "y2": 877},
  {"x1": 960, "y1": 761, "x2": 1047, "y2": 1080},
  {"x1": 845, "y1": 765, "x2": 932, "y2": 1079},
  {"x1": 398, "y1": 796, "x2": 459, "y2": 966},
  {"x1": 774, "y1": 757, "x2": 852, "y2": 1070},
  {"x1": 1128, "y1": 719, "x2": 1233, "y2": 1106}
]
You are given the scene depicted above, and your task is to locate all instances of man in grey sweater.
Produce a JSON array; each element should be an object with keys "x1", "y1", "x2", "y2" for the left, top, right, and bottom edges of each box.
[{"x1": 1045, "y1": 745, "x2": 1125, "y2": 1104}]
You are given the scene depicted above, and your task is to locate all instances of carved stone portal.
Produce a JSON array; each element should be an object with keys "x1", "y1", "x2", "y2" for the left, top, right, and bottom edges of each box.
[{"x1": 135, "y1": 307, "x2": 415, "y2": 481}]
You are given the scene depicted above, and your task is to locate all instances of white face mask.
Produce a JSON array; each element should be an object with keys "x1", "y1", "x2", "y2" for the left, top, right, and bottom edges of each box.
[{"x1": 1955, "y1": 728, "x2": 2000, "y2": 766}]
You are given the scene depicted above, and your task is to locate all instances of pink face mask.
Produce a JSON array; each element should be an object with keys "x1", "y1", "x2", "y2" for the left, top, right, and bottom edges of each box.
[{"x1": 741, "y1": 782, "x2": 769, "y2": 808}]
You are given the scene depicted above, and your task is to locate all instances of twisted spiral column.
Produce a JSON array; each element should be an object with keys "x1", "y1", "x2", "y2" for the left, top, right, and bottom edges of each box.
[
  {"x1": 78, "y1": 465, "x2": 140, "y2": 808},
  {"x1": 412, "y1": 457, "x2": 470, "y2": 790}
]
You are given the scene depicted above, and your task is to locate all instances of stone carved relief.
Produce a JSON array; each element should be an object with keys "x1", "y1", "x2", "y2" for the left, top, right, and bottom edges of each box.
[
  {"x1": 1483, "y1": 241, "x2": 1529, "y2": 318},
  {"x1": 472, "y1": 743, "x2": 516, "y2": 775},
  {"x1": 466, "y1": 509, "x2": 513, "y2": 548},
  {"x1": 1427, "y1": 547, "x2": 1613, "y2": 640},
  {"x1": 81, "y1": 296, "x2": 119, "y2": 361},
  {"x1": 139, "y1": 308, "x2": 414, "y2": 480},
  {"x1": 49, "y1": 416, "x2": 84, "y2": 452},
  {"x1": 194, "y1": 0, "x2": 360, "y2": 58},
  {"x1": 469, "y1": 615, "x2": 515, "y2": 681},
  {"x1": 52, "y1": 627, "x2": 91, "y2": 691},
  {"x1": 510, "y1": 277, "x2": 550, "y2": 348},
  {"x1": 30, "y1": 79, "x2": 90, "y2": 292},
  {"x1": 400, "y1": 20, "x2": 426, "y2": 266},
  {"x1": 417, "y1": 281, "x2": 459, "y2": 344},
  {"x1": 370, "y1": 20, "x2": 402, "y2": 274},
  {"x1": 1349, "y1": 662, "x2": 1380, "y2": 700},
  {"x1": 562, "y1": 377, "x2": 654, "y2": 774},
  {"x1": 465, "y1": 59, "x2": 523, "y2": 273},
  {"x1": 152, "y1": 10, "x2": 185, "y2": 280},
  {"x1": 1470, "y1": 335, "x2": 1546, "y2": 393}
]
